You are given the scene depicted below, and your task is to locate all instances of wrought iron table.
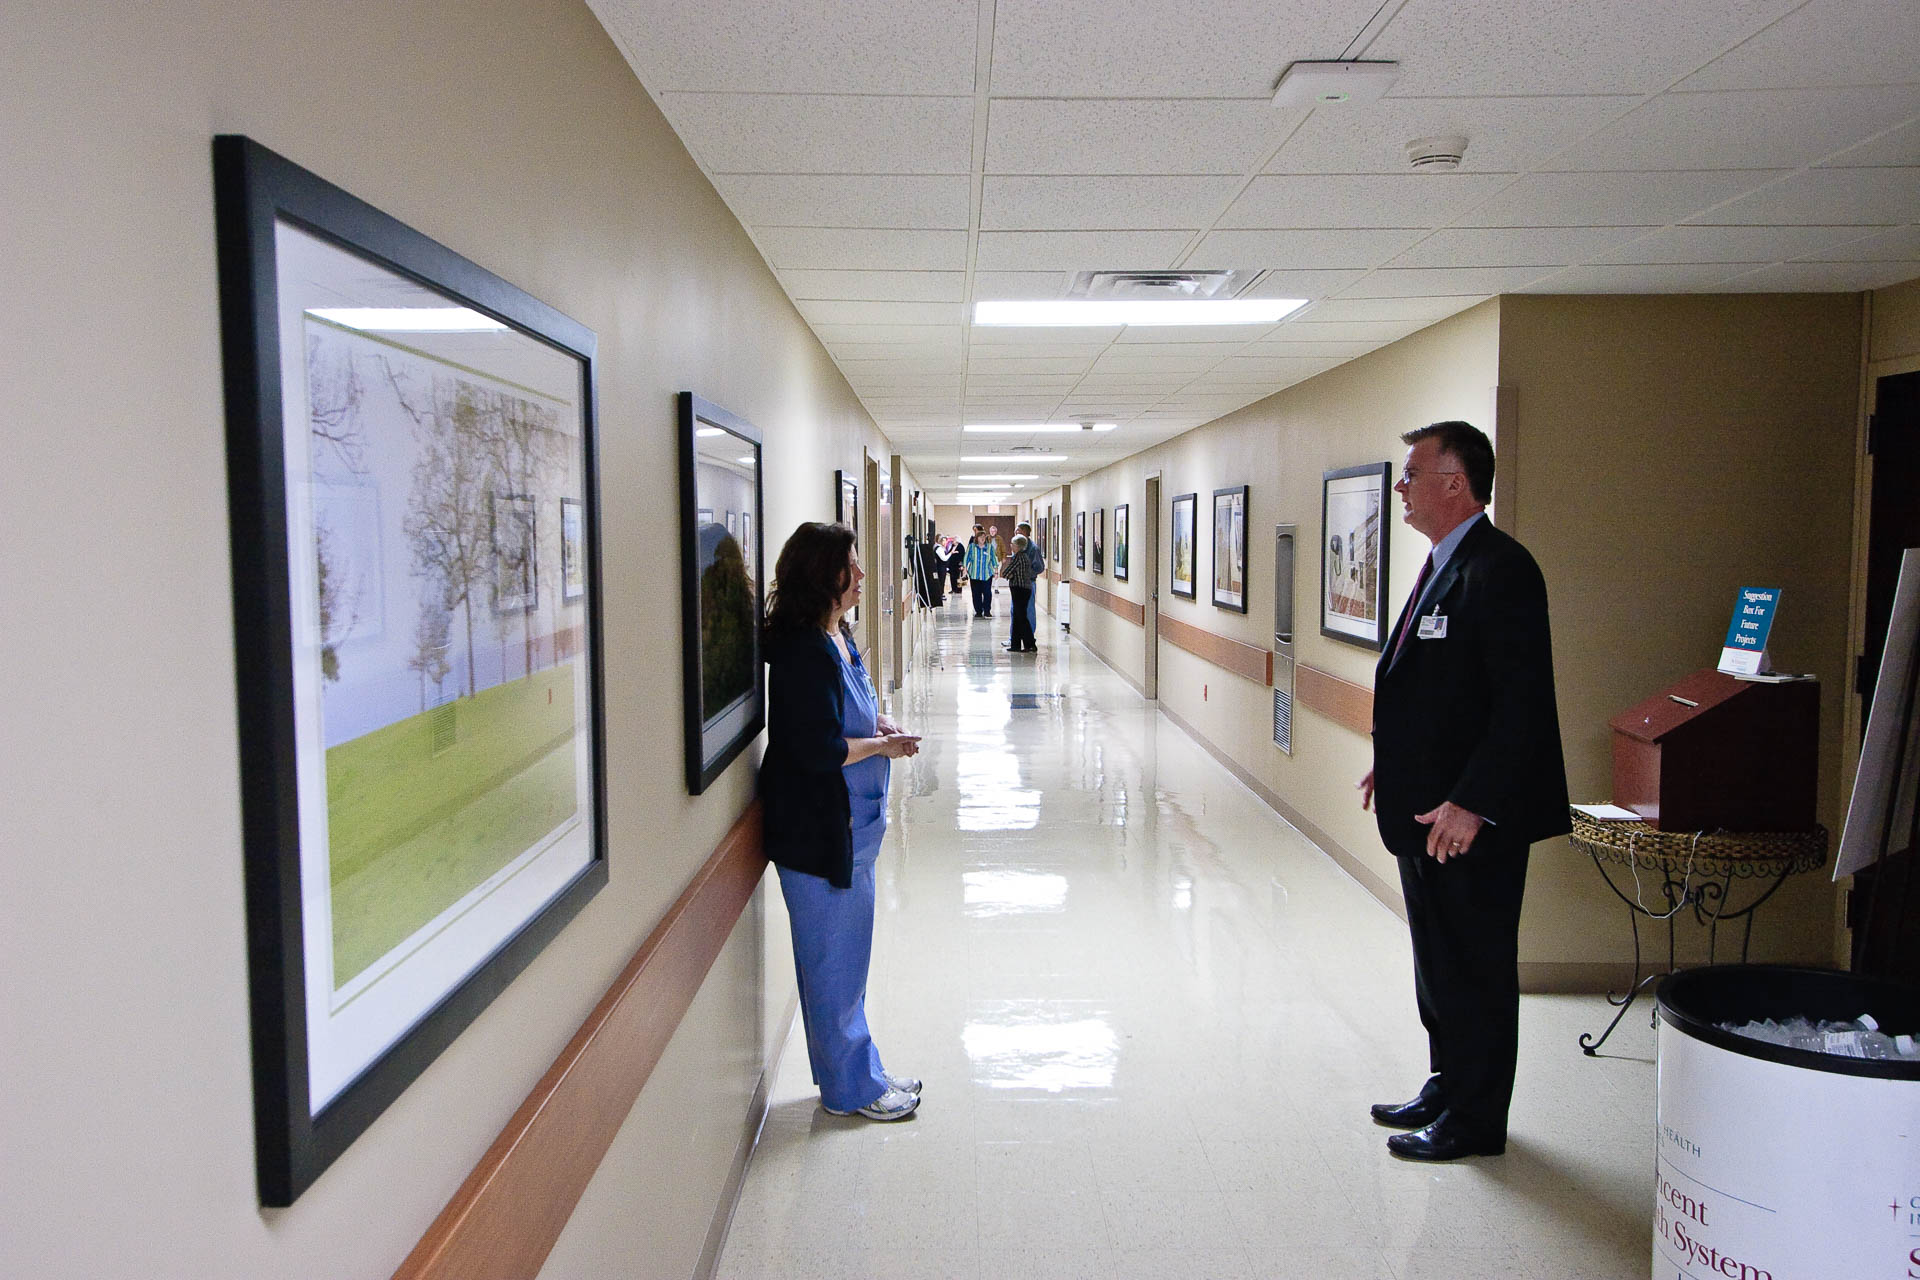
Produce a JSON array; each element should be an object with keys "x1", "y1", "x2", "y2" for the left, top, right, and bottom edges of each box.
[{"x1": 1567, "y1": 809, "x2": 1828, "y2": 1054}]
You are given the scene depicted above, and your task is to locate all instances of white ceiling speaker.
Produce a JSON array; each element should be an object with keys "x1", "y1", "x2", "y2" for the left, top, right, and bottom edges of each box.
[
  {"x1": 1405, "y1": 136, "x2": 1468, "y2": 171},
  {"x1": 1270, "y1": 60, "x2": 1400, "y2": 109}
]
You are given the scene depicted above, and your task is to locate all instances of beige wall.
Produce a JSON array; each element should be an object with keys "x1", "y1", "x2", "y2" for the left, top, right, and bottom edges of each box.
[
  {"x1": 1499, "y1": 294, "x2": 1861, "y2": 976},
  {"x1": 1066, "y1": 295, "x2": 1864, "y2": 983},
  {"x1": 0, "y1": 1, "x2": 885, "y2": 1276},
  {"x1": 1069, "y1": 303, "x2": 1502, "y2": 907}
]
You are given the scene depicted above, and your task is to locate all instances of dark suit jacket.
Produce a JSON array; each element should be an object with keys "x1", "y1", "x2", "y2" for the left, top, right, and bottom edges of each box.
[
  {"x1": 1372, "y1": 516, "x2": 1570, "y2": 856},
  {"x1": 761, "y1": 626, "x2": 855, "y2": 887}
]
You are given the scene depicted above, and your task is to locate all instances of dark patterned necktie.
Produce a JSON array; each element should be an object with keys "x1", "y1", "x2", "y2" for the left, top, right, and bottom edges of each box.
[{"x1": 1390, "y1": 554, "x2": 1435, "y2": 662}]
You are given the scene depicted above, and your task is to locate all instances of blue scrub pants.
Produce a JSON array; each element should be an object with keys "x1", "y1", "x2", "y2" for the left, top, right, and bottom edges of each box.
[{"x1": 778, "y1": 826, "x2": 889, "y2": 1112}]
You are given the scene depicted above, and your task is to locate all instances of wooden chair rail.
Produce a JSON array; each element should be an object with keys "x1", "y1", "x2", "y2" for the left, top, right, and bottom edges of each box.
[
  {"x1": 1156, "y1": 613, "x2": 1272, "y2": 686},
  {"x1": 393, "y1": 805, "x2": 768, "y2": 1280},
  {"x1": 1071, "y1": 579, "x2": 1146, "y2": 625},
  {"x1": 1296, "y1": 663, "x2": 1373, "y2": 736}
]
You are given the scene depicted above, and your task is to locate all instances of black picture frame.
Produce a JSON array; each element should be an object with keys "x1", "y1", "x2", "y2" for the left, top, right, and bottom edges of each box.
[
  {"x1": 1321, "y1": 462, "x2": 1393, "y2": 650},
  {"x1": 213, "y1": 135, "x2": 608, "y2": 1206},
  {"x1": 680, "y1": 393, "x2": 766, "y2": 794},
  {"x1": 560, "y1": 497, "x2": 585, "y2": 602},
  {"x1": 1212, "y1": 486, "x2": 1249, "y2": 613},
  {"x1": 834, "y1": 469, "x2": 859, "y2": 623},
  {"x1": 1114, "y1": 504, "x2": 1129, "y2": 582},
  {"x1": 1170, "y1": 492, "x2": 1197, "y2": 599},
  {"x1": 1075, "y1": 510, "x2": 1086, "y2": 569},
  {"x1": 1092, "y1": 507, "x2": 1105, "y2": 574}
]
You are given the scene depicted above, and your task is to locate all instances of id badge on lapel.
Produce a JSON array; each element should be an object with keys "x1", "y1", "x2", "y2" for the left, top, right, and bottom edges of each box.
[{"x1": 1417, "y1": 613, "x2": 1448, "y2": 640}]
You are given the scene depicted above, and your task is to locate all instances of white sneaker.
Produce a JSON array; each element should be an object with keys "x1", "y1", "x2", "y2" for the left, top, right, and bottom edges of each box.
[
  {"x1": 824, "y1": 1086, "x2": 919, "y2": 1121},
  {"x1": 883, "y1": 1071, "x2": 922, "y2": 1096}
]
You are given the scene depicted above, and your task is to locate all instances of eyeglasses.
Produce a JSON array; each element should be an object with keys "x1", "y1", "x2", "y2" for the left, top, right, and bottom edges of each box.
[{"x1": 1397, "y1": 467, "x2": 1463, "y2": 485}]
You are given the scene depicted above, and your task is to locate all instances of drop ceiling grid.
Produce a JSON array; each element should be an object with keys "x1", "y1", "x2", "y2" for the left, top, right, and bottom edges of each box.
[{"x1": 585, "y1": 0, "x2": 1920, "y2": 492}]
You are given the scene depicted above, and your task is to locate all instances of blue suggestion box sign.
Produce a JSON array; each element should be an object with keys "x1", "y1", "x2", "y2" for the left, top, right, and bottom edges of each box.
[{"x1": 1719, "y1": 586, "x2": 1780, "y2": 675}]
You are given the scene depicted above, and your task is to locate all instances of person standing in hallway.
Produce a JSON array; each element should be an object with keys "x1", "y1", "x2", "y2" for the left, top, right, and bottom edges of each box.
[
  {"x1": 1015, "y1": 519, "x2": 1044, "y2": 640},
  {"x1": 1000, "y1": 533, "x2": 1038, "y2": 652},
  {"x1": 944, "y1": 535, "x2": 965, "y2": 593},
  {"x1": 761, "y1": 521, "x2": 924, "y2": 1122},
  {"x1": 964, "y1": 525, "x2": 998, "y2": 618},
  {"x1": 1360, "y1": 420, "x2": 1569, "y2": 1162}
]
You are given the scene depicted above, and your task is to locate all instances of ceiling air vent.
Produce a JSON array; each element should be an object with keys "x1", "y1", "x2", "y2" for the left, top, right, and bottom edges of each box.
[{"x1": 1068, "y1": 270, "x2": 1255, "y2": 301}]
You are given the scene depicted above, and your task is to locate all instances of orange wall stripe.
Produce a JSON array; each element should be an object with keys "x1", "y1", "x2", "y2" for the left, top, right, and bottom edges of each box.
[
  {"x1": 1295, "y1": 663, "x2": 1374, "y2": 735},
  {"x1": 1156, "y1": 614, "x2": 1272, "y2": 686}
]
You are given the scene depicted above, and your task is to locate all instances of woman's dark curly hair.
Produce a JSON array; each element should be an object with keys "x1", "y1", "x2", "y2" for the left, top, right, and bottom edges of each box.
[{"x1": 764, "y1": 521, "x2": 856, "y2": 642}]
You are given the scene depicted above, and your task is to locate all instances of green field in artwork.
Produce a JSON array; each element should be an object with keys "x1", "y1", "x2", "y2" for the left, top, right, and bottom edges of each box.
[{"x1": 326, "y1": 663, "x2": 580, "y2": 988}]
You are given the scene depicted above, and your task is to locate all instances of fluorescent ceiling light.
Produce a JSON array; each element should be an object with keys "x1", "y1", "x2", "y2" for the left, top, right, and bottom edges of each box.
[
  {"x1": 973, "y1": 299, "x2": 1307, "y2": 327},
  {"x1": 962, "y1": 455, "x2": 1069, "y2": 462},
  {"x1": 309, "y1": 307, "x2": 507, "y2": 332},
  {"x1": 965, "y1": 423, "x2": 1116, "y2": 434},
  {"x1": 960, "y1": 474, "x2": 1038, "y2": 481}
]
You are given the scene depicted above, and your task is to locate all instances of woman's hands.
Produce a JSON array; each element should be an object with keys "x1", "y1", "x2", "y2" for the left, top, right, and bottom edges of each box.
[
  {"x1": 876, "y1": 733, "x2": 921, "y2": 759},
  {"x1": 846, "y1": 726, "x2": 922, "y2": 762}
]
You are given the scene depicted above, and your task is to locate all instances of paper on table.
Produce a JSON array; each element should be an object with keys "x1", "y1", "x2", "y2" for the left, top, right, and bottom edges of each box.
[{"x1": 1573, "y1": 803, "x2": 1640, "y2": 821}]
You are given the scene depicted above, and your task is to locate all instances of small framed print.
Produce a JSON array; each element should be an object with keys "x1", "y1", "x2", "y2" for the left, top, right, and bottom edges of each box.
[
  {"x1": 1113, "y1": 504, "x2": 1129, "y2": 582},
  {"x1": 1212, "y1": 486, "x2": 1248, "y2": 613},
  {"x1": 1092, "y1": 507, "x2": 1104, "y2": 575},
  {"x1": 1171, "y1": 492, "x2": 1197, "y2": 600},
  {"x1": 1321, "y1": 463, "x2": 1392, "y2": 650},
  {"x1": 1075, "y1": 510, "x2": 1086, "y2": 569},
  {"x1": 680, "y1": 394, "x2": 765, "y2": 793}
]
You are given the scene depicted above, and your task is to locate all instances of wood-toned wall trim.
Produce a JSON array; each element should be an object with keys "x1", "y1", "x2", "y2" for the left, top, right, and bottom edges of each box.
[
  {"x1": 1156, "y1": 614, "x2": 1272, "y2": 686},
  {"x1": 1296, "y1": 663, "x2": 1374, "y2": 736},
  {"x1": 1072, "y1": 579, "x2": 1146, "y2": 625},
  {"x1": 393, "y1": 805, "x2": 768, "y2": 1280}
]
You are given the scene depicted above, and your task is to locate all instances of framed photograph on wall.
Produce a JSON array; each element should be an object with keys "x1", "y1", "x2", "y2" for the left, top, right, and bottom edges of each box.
[
  {"x1": 681, "y1": 393, "x2": 765, "y2": 793},
  {"x1": 1114, "y1": 504, "x2": 1129, "y2": 582},
  {"x1": 1321, "y1": 463, "x2": 1392, "y2": 650},
  {"x1": 212, "y1": 135, "x2": 608, "y2": 1205},
  {"x1": 1212, "y1": 486, "x2": 1248, "y2": 613},
  {"x1": 834, "y1": 469, "x2": 859, "y2": 623},
  {"x1": 1170, "y1": 492, "x2": 1197, "y2": 600},
  {"x1": 1092, "y1": 507, "x2": 1104, "y2": 574},
  {"x1": 1075, "y1": 510, "x2": 1086, "y2": 569}
]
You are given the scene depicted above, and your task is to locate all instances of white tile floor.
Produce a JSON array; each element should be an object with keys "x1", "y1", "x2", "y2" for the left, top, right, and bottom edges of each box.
[{"x1": 719, "y1": 595, "x2": 1656, "y2": 1280}]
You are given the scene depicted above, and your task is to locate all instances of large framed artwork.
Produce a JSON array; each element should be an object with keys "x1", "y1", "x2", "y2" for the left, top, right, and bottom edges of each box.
[
  {"x1": 1092, "y1": 507, "x2": 1105, "y2": 574},
  {"x1": 680, "y1": 393, "x2": 765, "y2": 793},
  {"x1": 834, "y1": 469, "x2": 859, "y2": 623},
  {"x1": 1075, "y1": 511, "x2": 1086, "y2": 569},
  {"x1": 212, "y1": 136, "x2": 608, "y2": 1206},
  {"x1": 1114, "y1": 504, "x2": 1129, "y2": 582},
  {"x1": 1171, "y1": 492, "x2": 1197, "y2": 600},
  {"x1": 1212, "y1": 486, "x2": 1248, "y2": 613},
  {"x1": 1321, "y1": 463, "x2": 1392, "y2": 650}
]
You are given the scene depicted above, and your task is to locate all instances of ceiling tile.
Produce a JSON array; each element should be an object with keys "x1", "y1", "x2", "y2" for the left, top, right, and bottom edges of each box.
[
  {"x1": 1339, "y1": 266, "x2": 1557, "y2": 297},
  {"x1": 660, "y1": 93, "x2": 973, "y2": 173},
  {"x1": 1219, "y1": 174, "x2": 1513, "y2": 229},
  {"x1": 1097, "y1": 341, "x2": 1250, "y2": 360},
  {"x1": 1265, "y1": 96, "x2": 1639, "y2": 175},
  {"x1": 985, "y1": 99, "x2": 1284, "y2": 175},
  {"x1": 1245, "y1": 339, "x2": 1379, "y2": 358},
  {"x1": 989, "y1": 0, "x2": 1381, "y2": 97},
  {"x1": 1677, "y1": 0, "x2": 1920, "y2": 91},
  {"x1": 1822, "y1": 120, "x2": 1920, "y2": 169},
  {"x1": 717, "y1": 175, "x2": 971, "y2": 229},
  {"x1": 1371, "y1": 0, "x2": 1799, "y2": 96},
  {"x1": 1236, "y1": 269, "x2": 1367, "y2": 298},
  {"x1": 1557, "y1": 86, "x2": 1920, "y2": 172},
  {"x1": 971, "y1": 270, "x2": 1076, "y2": 300},
  {"x1": 591, "y1": 0, "x2": 979, "y2": 94},
  {"x1": 1521, "y1": 262, "x2": 1758, "y2": 292},
  {"x1": 1464, "y1": 170, "x2": 1780, "y2": 226},
  {"x1": 967, "y1": 356, "x2": 1101, "y2": 375},
  {"x1": 782, "y1": 270, "x2": 967, "y2": 302},
  {"x1": 1091, "y1": 351, "x2": 1221, "y2": 373},
  {"x1": 1718, "y1": 261, "x2": 1920, "y2": 291},
  {"x1": 797, "y1": 299, "x2": 966, "y2": 325},
  {"x1": 1214, "y1": 354, "x2": 1349, "y2": 375},
  {"x1": 975, "y1": 230, "x2": 1194, "y2": 271},
  {"x1": 1275, "y1": 319, "x2": 1428, "y2": 341},
  {"x1": 1591, "y1": 224, "x2": 1887, "y2": 264},
  {"x1": 1797, "y1": 226, "x2": 1920, "y2": 262},
  {"x1": 981, "y1": 176, "x2": 1243, "y2": 231},
  {"x1": 1703, "y1": 168, "x2": 1920, "y2": 225},
  {"x1": 756, "y1": 227, "x2": 969, "y2": 271},
  {"x1": 1188, "y1": 228, "x2": 1425, "y2": 269},
  {"x1": 1388, "y1": 227, "x2": 1649, "y2": 269},
  {"x1": 969, "y1": 329, "x2": 1123, "y2": 347},
  {"x1": 1299, "y1": 296, "x2": 1489, "y2": 322},
  {"x1": 1112, "y1": 325, "x2": 1267, "y2": 345}
]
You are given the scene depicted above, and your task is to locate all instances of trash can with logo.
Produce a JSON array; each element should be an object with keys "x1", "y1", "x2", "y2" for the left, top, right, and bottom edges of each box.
[{"x1": 1654, "y1": 965, "x2": 1920, "y2": 1280}]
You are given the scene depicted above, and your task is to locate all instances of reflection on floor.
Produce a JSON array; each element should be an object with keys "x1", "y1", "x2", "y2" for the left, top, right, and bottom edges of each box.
[{"x1": 719, "y1": 595, "x2": 1654, "y2": 1280}]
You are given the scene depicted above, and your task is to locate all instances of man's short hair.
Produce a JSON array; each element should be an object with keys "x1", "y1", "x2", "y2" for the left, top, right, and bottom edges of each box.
[
  {"x1": 1401, "y1": 420, "x2": 1494, "y2": 504},
  {"x1": 1016, "y1": 522, "x2": 1032, "y2": 533}
]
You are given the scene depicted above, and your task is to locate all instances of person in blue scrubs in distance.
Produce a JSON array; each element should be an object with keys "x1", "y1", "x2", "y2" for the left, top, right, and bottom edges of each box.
[{"x1": 759, "y1": 521, "x2": 924, "y2": 1121}]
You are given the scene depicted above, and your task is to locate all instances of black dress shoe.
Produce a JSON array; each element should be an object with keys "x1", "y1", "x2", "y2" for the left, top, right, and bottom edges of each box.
[
  {"x1": 1370, "y1": 1090, "x2": 1444, "y2": 1130},
  {"x1": 1386, "y1": 1118, "x2": 1505, "y2": 1162}
]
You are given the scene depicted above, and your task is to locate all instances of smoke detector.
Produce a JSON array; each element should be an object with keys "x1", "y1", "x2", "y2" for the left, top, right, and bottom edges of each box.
[
  {"x1": 1271, "y1": 60, "x2": 1400, "y2": 109},
  {"x1": 1405, "y1": 136, "x2": 1468, "y2": 171}
]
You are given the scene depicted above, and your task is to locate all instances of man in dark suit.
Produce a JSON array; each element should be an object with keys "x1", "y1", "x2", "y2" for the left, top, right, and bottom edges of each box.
[{"x1": 1360, "y1": 420, "x2": 1569, "y2": 1161}]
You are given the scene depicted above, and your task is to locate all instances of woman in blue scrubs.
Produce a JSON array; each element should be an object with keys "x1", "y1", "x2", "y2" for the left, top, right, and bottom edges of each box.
[{"x1": 761, "y1": 522, "x2": 923, "y2": 1120}]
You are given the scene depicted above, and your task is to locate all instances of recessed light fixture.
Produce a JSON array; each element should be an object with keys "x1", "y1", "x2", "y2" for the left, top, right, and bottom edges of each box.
[
  {"x1": 308, "y1": 307, "x2": 507, "y2": 332},
  {"x1": 962, "y1": 455, "x2": 1069, "y2": 462},
  {"x1": 965, "y1": 423, "x2": 1116, "y2": 434},
  {"x1": 974, "y1": 299, "x2": 1307, "y2": 327},
  {"x1": 961, "y1": 474, "x2": 1039, "y2": 481}
]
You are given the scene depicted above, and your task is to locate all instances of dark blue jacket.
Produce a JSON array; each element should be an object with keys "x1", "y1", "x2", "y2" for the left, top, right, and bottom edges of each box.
[{"x1": 761, "y1": 625, "x2": 855, "y2": 887}]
